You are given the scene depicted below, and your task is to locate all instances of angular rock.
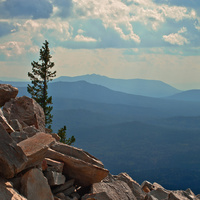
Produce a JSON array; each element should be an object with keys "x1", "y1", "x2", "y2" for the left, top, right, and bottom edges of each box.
[
  {"x1": 141, "y1": 181, "x2": 155, "y2": 191},
  {"x1": 3, "y1": 96, "x2": 45, "y2": 132},
  {"x1": 45, "y1": 158, "x2": 64, "y2": 173},
  {"x1": 0, "y1": 123, "x2": 27, "y2": 178},
  {"x1": 21, "y1": 168, "x2": 54, "y2": 200},
  {"x1": 11, "y1": 131, "x2": 28, "y2": 143},
  {"x1": 46, "y1": 148, "x2": 109, "y2": 187},
  {"x1": 147, "y1": 188, "x2": 169, "y2": 200},
  {"x1": 51, "y1": 142, "x2": 104, "y2": 168},
  {"x1": 91, "y1": 179, "x2": 137, "y2": 200},
  {"x1": 115, "y1": 172, "x2": 146, "y2": 200},
  {"x1": 44, "y1": 170, "x2": 66, "y2": 186},
  {"x1": 0, "y1": 178, "x2": 27, "y2": 200},
  {"x1": 18, "y1": 132, "x2": 56, "y2": 168},
  {"x1": 63, "y1": 186, "x2": 75, "y2": 196},
  {"x1": 10, "y1": 119, "x2": 23, "y2": 132},
  {"x1": 0, "y1": 109, "x2": 14, "y2": 133},
  {"x1": 23, "y1": 125, "x2": 39, "y2": 137},
  {"x1": 52, "y1": 179, "x2": 75, "y2": 194},
  {"x1": 0, "y1": 84, "x2": 18, "y2": 107},
  {"x1": 82, "y1": 192, "x2": 112, "y2": 200}
]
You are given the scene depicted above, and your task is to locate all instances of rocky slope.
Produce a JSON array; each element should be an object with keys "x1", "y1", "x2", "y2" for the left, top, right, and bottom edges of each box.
[{"x1": 0, "y1": 84, "x2": 199, "y2": 200}]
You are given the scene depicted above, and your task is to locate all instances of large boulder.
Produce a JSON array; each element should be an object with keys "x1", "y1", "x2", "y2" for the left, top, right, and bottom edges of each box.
[
  {"x1": 18, "y1": 132, "x2": 56, "y2": 168},
  {"x1": 0, "y1": 84, "x2": 18, "y2": 107},
  {"x1": 0, "y1": 123, "x2": 27, "y2": 179},
  {"x1": 114, "y1": 173, "x2": 146, "y2": 200},
  {"x1": 3, "y1": 96, "x2": 45, "y2": 132},
  {"x1": 0, "y1": 178, "x2": 27, "y2": 200},
  {"x1": 46, "y1": 148, "x2": 109, "y2": 187},
  {"x1": 0, "y1": 109, "x2": 14, "y2": 133},
  {"x1": 90, "y1": 175, "x2": 137, "y2": 200},
  {"x1": 21, "y1": 168, "x2": 54, "y2": 200},
  {"x1": 51, "y1": 142, "x2": 104, "y2": 168}
]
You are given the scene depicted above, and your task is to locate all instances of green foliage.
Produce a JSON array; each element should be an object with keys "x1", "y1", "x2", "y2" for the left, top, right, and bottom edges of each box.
[
  {"x1": 27, "y1": 40, "x2": 76, "y2": 145},
  {"x1": 27, "y1": 40, "x2": 56, "y2": 130},
  {"x1": 57, "y1": 125, "x2": 75, "y2": 145}
]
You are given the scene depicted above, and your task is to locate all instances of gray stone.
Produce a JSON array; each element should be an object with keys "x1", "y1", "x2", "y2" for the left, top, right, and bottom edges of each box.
[
  {"x1": 0, "y1": 123, "x2": 27, "y2": 178},
  {"x1": 11, "y1": 131, "x2": 28, "y2": 143},
  {"x1": 44, "y1": 170, "x2": 66, "y2": 186},
  {"x1": 63, "y1": 186, "x2": 75, "y2": 196},
  {"x1": 0, "y1": 84, "x2": 18, "y2": 107},
  {"x1": 91, "y1": 179, "x2": 137, "y2": 200},
  {"x1": 53, "y1": 179, "x2": 75, "y2": 194},
  {"x1": 115, "y1": 172, "x2": 146, "y2": 200},
  {"x1": 23, "y1": 125, "x2": 39, "y2": 137},
  {"x1": 82, "y1": 192, "x2": 112, "y2": 200},
  {"x1": 10, "y1": 119, "x2": 23, "y2": 132},
  {"x1": 21, "y1": 168, "x2": 54, "y2": 200},
  {"x1": 45, "y1": 158, "x2": 64, "y2": 173}
]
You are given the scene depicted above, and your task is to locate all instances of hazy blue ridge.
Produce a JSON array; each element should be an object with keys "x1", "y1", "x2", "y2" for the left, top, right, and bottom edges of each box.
[
  {"x1": 11, "y1": 78, "x2": 200, "y2": 194},
  {"x1": 166, "y1": 89, "x2": 200, "y2": 102},
  {"x1": 54, "y1": 74, "x2": 181, "y2": 97}
]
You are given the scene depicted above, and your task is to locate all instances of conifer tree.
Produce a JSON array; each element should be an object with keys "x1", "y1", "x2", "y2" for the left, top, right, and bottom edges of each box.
[
  {"x1": 27, "y1": 40, "x2": 56, "y2": 130},
  {"x1": 57, "y1": 125, "x2": 75, "y2": 145}
]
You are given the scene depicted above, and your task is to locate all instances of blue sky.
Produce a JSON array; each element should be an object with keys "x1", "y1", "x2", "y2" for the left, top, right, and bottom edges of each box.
[{"x1": 0, "y1": 0, "x2": 200, "y2": 90}]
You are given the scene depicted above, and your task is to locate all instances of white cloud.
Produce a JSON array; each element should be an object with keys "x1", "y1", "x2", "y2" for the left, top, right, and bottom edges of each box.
[
  {"x1": 0, "y1": 41, "x2": 26, "y2": 57},
  {"x1": 72, "y1": 0, "x2": 197, "y2": 43},
  {"x1": 163, "y1": 27, "x2": 189, "y2": 45},
  {"x1": 74, "y1": 34, "x2": 97, "y2": 42}
]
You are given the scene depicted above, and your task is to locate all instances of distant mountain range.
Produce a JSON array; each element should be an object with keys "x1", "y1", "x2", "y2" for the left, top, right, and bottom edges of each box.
[
  {"x1": 54, "y1": 74, "x2": 181, "y2": 97},
  {"x1": 167, "y1": 89, "x2": 200, "y2": 101},
  {"x1": 9, "y1": 75, "x2": 200, "y2": 193}
]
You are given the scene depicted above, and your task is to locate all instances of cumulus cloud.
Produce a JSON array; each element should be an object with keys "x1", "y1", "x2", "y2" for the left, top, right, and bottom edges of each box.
[
  {"x1": 163, "y1": 27, "x2": 189, "y2": 45},
  {"x1": 52, "y1": 0, "x2": 73, "y2": 18},
  {"x1": 0, "y1": 0, "x2": 53, "y2": 19},
  {"x1": 74, "y1": 34, "x2": 97, "y2": 42}
]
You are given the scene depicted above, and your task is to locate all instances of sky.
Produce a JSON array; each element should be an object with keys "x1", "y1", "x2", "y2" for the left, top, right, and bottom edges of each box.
[{"x1": 0, "y1": 0, "x2": 200, "y2": 90}]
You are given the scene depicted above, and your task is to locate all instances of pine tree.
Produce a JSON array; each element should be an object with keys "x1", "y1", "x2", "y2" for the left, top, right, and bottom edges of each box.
[
  {"x1": 27, "y1": 40, "x2": 56, "y2": 130},
  {"x1": 57, "y1": 125, "x2": 75, "y2": 145}
]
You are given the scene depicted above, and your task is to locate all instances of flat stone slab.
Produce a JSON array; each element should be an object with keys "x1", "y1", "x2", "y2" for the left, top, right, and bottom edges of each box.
[
  {"x1": 0, "y1": 84, "x2": 18, "y2": 107},
  {"x1": 0, "y1": 123, "x2": 27, "y2": 178},
  {"x1": 18, "y1": 132, "x2": 56, "y2": 168},
  {"x1": 46, "y1": 148, "x2": 109, "y2": 187}
]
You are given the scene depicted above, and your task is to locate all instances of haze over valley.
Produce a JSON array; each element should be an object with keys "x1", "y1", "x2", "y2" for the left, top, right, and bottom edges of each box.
[{"x1": 4, "y1": 74, "x2": 200, "y2": 194}]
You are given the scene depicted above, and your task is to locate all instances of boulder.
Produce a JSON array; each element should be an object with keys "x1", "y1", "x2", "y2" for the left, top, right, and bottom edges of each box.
[
  {"x1": 0, "y1": 123, "x2": 27, "y2": 178},
  {"x1": 0, "y1": 109, "x2": 14, "y2": 133},
  {"x1": 0, "y1": 84, "x2": 18, "y2": 107},
  {"x1": 44, "y1": 171, "x2": 66, "y2": 186},
  {"x1": 10, "y1": 119, "x2": 23, "y2": 132},
  {"x1": 82, "y1": 192, "x2": 112, "y2": 200},
  {"x1": 91, "y1": 178, "x2": 137, "y2": 200},
  {"x1": 45, "y1": 158, "x2": 64, "y2": 173},
  {"x1": 52, "y1": 179, "x2": 75, "y2": 194},
  {"x1": 0, "y1": 178, "x2": 27, "y2": 200},
  {"x1": 23, "y1": 125, "x2": 39, "y2": 137},
  {"x1": 18, "y1": 132, "x2": 56, "y2": 168},
  {"x1": 51, "y1": 142, "x2": 104, "y2": 168},
  {"x1": 11, "y1": 131, "x2": 28, "y2": 143},
  {"x1": 3, "y1": 96, "x2": 45, "y2": 132},
  {"x1": 21, "y1": 168, "x2": 54, "y2": 200},
  {"x1": 114, "y1": 172, "x2": 146, "y2": 200},
  {"x1": 46, "y1": 148, "x2": 109, "y2": 187}
]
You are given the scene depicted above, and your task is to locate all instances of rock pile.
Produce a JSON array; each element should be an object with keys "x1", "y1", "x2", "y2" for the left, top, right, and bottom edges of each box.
[{"x1": 0, "y1": 84, "x2": 199, "y2": 200}]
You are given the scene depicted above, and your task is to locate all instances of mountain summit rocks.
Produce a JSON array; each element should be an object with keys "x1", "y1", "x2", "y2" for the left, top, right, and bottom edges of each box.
[{"x1": 0, "y1": 84, "x2": 199, "y2": 200}]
